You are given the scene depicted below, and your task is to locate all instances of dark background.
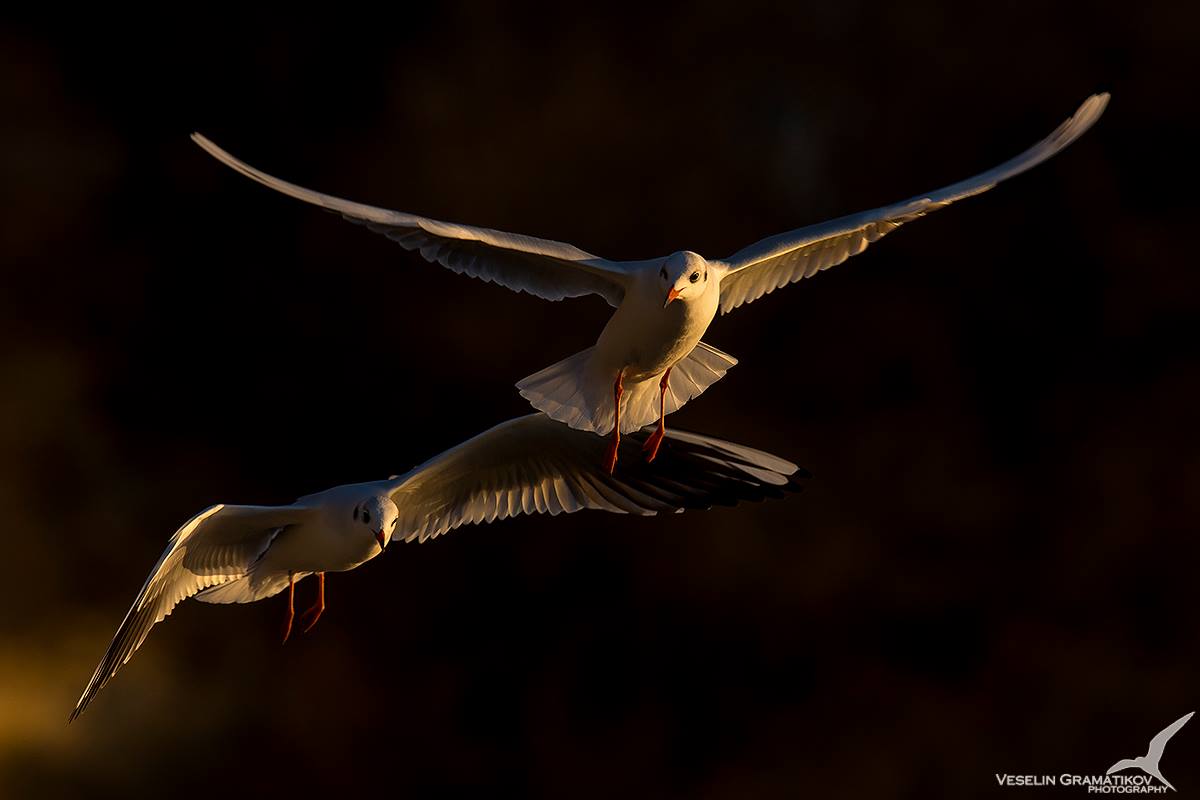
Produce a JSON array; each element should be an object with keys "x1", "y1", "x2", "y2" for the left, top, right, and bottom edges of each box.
[{"x1": 1, "y1": 3, "x2": 1197, "y2": 797}]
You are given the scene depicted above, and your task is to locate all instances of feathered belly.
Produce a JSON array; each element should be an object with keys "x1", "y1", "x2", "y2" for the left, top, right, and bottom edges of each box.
[
  {"x1": 624, "y1": 329, "x2": 704, "y2": 380},
  {"x1": 596, "y1": 301, "x2": 711, "y2": 381},
  {"x1": 516, "y1": 286, "x2": 726, "y2": 435},
  {"x1": 261, "y1": 522, "x2": 381, "y2": 574}
]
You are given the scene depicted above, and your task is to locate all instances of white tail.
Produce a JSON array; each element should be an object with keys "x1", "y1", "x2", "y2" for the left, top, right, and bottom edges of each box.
[{"x1": 516, "y1": 342, "x2": 737, "y2": 435}]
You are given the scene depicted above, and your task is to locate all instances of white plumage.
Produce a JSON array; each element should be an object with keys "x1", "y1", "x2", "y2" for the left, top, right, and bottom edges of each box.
[
  {"x1": 71, "y1": 413, "x2": 805, "y2": 721},
  {"x1": 193, "y1": 93, "x2": 1107, "y2": 460}
]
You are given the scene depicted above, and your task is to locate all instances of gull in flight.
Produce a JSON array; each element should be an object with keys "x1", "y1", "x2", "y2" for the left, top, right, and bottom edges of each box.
[
  {"x1": 193, "y1": 93, "x2": 1107, "y2": 472},
  {"x1": 70, "y1": 414, "x2": 805, "y2": 721},
  {"x1": 1106, "y1": 711, "x2": 1193, "y2": 791}
]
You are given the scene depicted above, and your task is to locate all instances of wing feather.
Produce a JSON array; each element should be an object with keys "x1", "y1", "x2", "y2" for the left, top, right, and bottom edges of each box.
[
  {"x1": 191, "y1": 134, "x2": 631, "y2": 306},
  {"x1": 386, "y1": 414, "x2": 807, "y2": 543},
  {"x1": 70, "y1": 503, "x2": 312, "y2": 721},
  {"x1": 718, "y1": 94, "x2": 1109, "y2": 313}
]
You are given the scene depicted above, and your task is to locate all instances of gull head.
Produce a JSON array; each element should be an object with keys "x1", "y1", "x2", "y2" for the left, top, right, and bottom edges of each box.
[
  {"x1": 352, "y1": 495, "x2": 399, "y2": 552},
  {"x1": 659, "y1": 251, "x2": 709, "y2": 307}
]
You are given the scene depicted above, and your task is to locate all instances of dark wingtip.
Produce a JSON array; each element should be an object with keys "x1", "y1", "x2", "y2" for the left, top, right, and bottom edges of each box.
[{"x1": 68, "y1": 687, "x2": 94, "y2": 723}]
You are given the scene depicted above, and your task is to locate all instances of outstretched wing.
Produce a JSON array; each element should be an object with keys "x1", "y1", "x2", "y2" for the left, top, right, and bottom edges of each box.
[
  {"x1": 70, "y1": 503, "x2": 314, "y2": 721},
  {"x1": 386, "y1": 413, "x2": 807, "y2": 543},
  {"x1": 1147, "y1": 711, "x2": 1194, "y2": 759},
  {"x1": 1106, "y1": 758, "x2": 1141, "y2": 775},
  {"x1": 716, "y1": 93, "x2": 1109, "y2": 313},
  {"x1": 192, "y1": 134, "x2": 632, "y2": 307}
]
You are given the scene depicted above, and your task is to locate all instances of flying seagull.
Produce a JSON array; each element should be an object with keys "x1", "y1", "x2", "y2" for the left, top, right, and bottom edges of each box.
[
  {"x1": 1106, "y1": 711, "x2": 1194, "y2": 791},
  {"x1": 192, "y1": 93, "x2": 1108, "y2": 472},
  {"x1": 70, "y1": 414, "x2": 805, "y2": 721}
]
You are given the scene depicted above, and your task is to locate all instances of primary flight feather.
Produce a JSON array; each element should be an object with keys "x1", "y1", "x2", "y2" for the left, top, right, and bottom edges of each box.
[
  {"x1": 71, "y1": 414, "x2": 805, "y2": 721},
  {"x1": 193, "y1": 93, "x2": 1107, "y2": 471}
]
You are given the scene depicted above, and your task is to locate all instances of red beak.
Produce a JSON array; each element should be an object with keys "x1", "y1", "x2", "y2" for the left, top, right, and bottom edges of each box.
[
  {"x1": 664, "y1": 287, "x2": 682, "y2": 307},
  {"x1": 375, "y1": 530, "x2": 386, "y2": 550}
]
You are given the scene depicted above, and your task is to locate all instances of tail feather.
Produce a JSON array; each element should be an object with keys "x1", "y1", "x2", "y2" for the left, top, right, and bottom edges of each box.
[
  {"x1": 665, "y1": 342, "x2": 738, "y2": 414},
  {"x1": 516, "y1": 347, "x2": 608, "y2": 432},
  {"x1": 517, "y1": 342, "x2": 737, "y2": 435}
]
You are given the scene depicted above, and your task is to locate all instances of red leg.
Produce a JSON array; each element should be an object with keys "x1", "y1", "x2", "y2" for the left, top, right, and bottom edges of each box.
[
  {"x1": 282, "y1": 572, "x2": 296, "y2": 643},
  {"x1": 642, "y1": 368, "x2": 671, "y2": 463},
  {"x1": 299, "y1": 572, "x2": 326, "y2": 633},
  {"x1": 603, "y1": 369, "x2": 624, "y2": 474}
]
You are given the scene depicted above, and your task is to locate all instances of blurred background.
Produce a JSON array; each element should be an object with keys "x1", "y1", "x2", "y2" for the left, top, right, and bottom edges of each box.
[{"x1": 1, "y1": 2, "x2": 1197, "y2": 797}]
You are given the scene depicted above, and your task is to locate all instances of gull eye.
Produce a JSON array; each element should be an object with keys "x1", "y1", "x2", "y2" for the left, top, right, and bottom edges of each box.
[
  {"x1": 689, "y1": 272, "x2": 700, "y2": 283},
  {"x1": 660, "y1": 267, "x2": 667, "y2": 279},
  {"x1": 391, "y1": 519, "x2": 398, "y2": 529},
  {"x1": 363, "y1": 509, "x2": 371, "y2": 524}
]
